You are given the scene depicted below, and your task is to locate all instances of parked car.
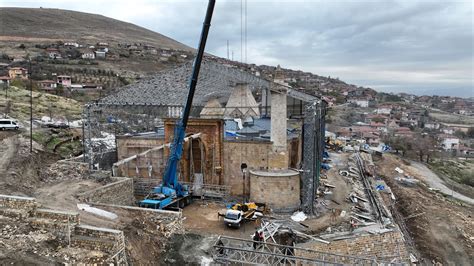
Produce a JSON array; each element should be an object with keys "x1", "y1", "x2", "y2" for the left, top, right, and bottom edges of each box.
[{"x1": 0, "y1": 119, "x2": 19, "y2": 130}]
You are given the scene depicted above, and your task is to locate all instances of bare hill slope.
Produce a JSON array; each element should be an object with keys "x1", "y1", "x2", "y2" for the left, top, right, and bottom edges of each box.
[{"x1": 0, "y1": 7, "x2": 191, "y2": 50}]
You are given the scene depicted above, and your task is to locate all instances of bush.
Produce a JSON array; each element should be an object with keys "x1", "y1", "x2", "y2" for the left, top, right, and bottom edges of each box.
[{"x1": 459, "y1": 170, "x2": 474, "y2": 187}]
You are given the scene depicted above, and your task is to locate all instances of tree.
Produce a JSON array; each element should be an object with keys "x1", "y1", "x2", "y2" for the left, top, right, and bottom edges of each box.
[
  {"x1": 4, "y1": 100, "x2": 12, "y2": 116},
  {"x1": 454, "y1": 130, "x2": 466, "y2": 139},
  {"x1": 411, "y1": 135, "x2": 436, "y2": 163},
  {"x1": 56, "y1": 84, "x2": 64, "y2": 96},
  {"x1": 467, "y1": 127, "x2": 474, "y2": 139}
]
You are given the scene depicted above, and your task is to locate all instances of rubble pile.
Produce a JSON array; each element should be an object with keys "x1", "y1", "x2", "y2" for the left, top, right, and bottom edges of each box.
[
  {"x1": 40, "y1": 162, "x2": 89, "y2": 183},
  {"x1": 0, "y1": 220, "x2": 108, "y2": 264}
]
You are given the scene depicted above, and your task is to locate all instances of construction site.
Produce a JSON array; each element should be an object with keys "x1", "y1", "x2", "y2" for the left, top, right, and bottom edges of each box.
[{"x1": 1, "y1": 1, "x2": 473, "y2": 265}]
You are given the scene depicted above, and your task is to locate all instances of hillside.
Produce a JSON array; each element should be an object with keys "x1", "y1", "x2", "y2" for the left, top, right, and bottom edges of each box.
[
  {"x1": 0, "y1": 85, "x2": 82, "y2": 122},
  {"x1": 0, "y1": 8, "x2": 191, "y2": 51}
]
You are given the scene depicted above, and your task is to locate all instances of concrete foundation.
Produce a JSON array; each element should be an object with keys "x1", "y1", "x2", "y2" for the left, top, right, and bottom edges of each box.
[{"x1": 249, "y1": 169, "x2": 300, "y2": 212}]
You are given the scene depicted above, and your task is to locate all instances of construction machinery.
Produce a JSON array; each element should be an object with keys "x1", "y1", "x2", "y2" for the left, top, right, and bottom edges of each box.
[
  {"x1": 220, "y1": 202, "x2": 266, "y2": 228},
  {"x1": 139, "y1": 0, "x2": 216, "y2": 210}
]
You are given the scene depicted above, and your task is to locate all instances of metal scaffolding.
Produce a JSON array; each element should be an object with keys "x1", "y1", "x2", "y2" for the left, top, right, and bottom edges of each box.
[
  {"x1": 301, "y1": 99, "x2": 327, "y2": 214},
  {"x1": 212, "y1": 236, "x2": 387, "y2": 265}
]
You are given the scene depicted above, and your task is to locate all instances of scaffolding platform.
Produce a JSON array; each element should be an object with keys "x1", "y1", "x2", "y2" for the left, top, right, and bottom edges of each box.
[{"x1": 212, "y1": 235, "x2": 399, "y2": 265}]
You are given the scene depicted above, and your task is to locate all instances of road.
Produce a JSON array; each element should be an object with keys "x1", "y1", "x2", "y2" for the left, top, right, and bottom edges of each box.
[{"x1": 410, "y1": 161, "x2": 474, "y2": 205}]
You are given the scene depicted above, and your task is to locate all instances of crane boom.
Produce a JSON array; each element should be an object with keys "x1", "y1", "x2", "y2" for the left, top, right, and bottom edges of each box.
[{"x1": 162, "y1": 0, "x2": 216, "y2": 197}]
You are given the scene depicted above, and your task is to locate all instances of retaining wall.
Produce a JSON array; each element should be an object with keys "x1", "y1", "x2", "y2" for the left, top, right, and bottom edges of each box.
[
  {"x1": 296, "y1": 231, "x2": 410, "y2": 263},
  {"x1": 77, "y1": 177, "x2": 134, "y2": 205}
]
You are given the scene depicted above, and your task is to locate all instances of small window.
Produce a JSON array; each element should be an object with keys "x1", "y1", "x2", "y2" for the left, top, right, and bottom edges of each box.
[{"x1": 12, "y1": 122, "x2": 17, "y2": 125}]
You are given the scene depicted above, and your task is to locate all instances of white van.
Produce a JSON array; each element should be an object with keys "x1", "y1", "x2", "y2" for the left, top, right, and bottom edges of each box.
[{"x1": 0, "y1": 119, "x2": 19, "y2": 130}]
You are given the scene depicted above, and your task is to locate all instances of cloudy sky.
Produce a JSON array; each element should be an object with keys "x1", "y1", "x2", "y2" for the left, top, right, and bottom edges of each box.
[{"x1": 2, "y1": 0, "x2": 473, "y2": 97}]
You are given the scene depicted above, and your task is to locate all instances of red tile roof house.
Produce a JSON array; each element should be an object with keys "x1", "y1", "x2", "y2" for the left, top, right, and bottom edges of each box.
[
  {"x1": 38, "y1": 80, "x2": 57, "y2": 91},
  {"x1": 376, "y1": 105, "x2": 392, "y2": 115},
  {"x1": 370, "y1": 122, "x2": 387, "y2": 132},
  {"x1": 362, "y1": 132, "x2": 381, "y2": 146},
  {"x1": 457, "y1": 145, "x2": 474, "y2": 157},
  {"x1": 394, "y1": 127, "x2": 413, "y2": 137}
]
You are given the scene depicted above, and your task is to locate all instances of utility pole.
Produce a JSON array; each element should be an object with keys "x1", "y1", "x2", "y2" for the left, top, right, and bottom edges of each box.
[
  {"x1": 227, "y1": 40, "x2": 229, "y2": 60},
  {"x1": 29, "y1": 58, "x2": 33, "y2": 153}
]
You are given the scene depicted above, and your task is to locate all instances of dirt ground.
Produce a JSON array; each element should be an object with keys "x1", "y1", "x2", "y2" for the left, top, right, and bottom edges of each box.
[
  {"x1": 302, "y1": 152, "x2": 353, "y2": 233},
  {"x1": 0, "y1": 134, "x2": 177, "y2": 264},
  {"x1": 183, "y1": 152, "x2": 354, "y2": 239},
  {"x1": 377, "y1": 154, "x2": 474, "y2": 265},
  {"x1": 183, "y1": 200, "x2": 261, "y2": 239}
]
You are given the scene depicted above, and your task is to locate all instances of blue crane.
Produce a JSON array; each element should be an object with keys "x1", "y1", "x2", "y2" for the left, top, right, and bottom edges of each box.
[{"x1": 139, "y1": 0, "x2": 216, "y2": 209}]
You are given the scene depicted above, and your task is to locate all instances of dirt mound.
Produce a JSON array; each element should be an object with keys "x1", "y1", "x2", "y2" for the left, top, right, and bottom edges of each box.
[
  {"x1": 377, "y1": 155, "x2": 474, "y2": 264},
  {"x1": 0, "y1": 135, "x2": 60, "y2": 195},
  {"x1": 40, "y1": 162, "x2": 88, "y2": 183}
]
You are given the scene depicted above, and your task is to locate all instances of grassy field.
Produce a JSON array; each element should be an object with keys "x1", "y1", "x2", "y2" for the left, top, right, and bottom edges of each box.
[
  {"x1": 428, "y1": 158, "x2": 474, "y2": 198},
  {"x1": 0, "y1": 85, "x2": 83, "y2": 122},
  {"x1": 429, "y1": 111, "x2": 474, "y2": 125}
]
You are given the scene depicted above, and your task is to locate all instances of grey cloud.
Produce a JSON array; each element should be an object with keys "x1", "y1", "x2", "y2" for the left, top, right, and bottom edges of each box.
[{"x1": 1, "y1": 0, "x2": 472, "y2": 96}]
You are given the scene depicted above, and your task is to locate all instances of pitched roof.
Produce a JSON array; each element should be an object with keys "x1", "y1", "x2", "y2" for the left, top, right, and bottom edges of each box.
[
  {"x1": 99, "y1": 60, "x2": 270, "y2": 106},
  {"x1": 98, "y1": 60, "x2": 318, "y2": 107}
]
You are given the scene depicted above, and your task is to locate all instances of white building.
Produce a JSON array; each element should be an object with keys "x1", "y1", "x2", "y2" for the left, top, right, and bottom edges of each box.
[
  {"x1": 440, "y1": 135, "x2": 460, "y2": 151},
  {"x1": 64, "y1": 42, "x2": 79, "y2": 48},
  {"x1": 442, "y1": 127, "x2": 454, "y2": 134},
  {"x1": 95, "y1": 51, "x2": 106, "y2": 59},
  {"x1": 348, "y1": 98, "x2": 369, "y2": 108},
  {"x1": 376, "y1": 105, "x2": 392, "y2": 115},
  {"x1": 81, "y1": 52, "x2": 95, "y2": 59},
  {"x1": 424, "y1": 122, "x2": 440, "y2": 130}
]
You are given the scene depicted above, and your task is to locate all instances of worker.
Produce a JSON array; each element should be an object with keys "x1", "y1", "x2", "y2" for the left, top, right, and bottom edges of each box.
[
  {"x1": 253, "y1": 230, "x2": 260, "y2": 249},
  {"x1": 330, "y1": 208, "x2": 337, "y2": 224},
  {"x1": 216, "y1": 239, "x2": 225, "y2": 256},
  {"x1": 350, "y1": 219, "x2": 358, "y2": 232}
]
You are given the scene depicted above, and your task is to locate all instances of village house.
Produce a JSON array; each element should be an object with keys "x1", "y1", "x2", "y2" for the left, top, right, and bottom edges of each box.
[
  {"x1": 94, "y1": 51, "x2": 106, "y2": 59},
  {"x1": 8, "y1": 67, "x2": 28, "y2": 79},
  {"x1": 440, "y1": 123, "x2": 471, "y2": 133},
  {"x1": 64, "y1": 42, "x2": 79, "y2": 48},
  {"x1": 441, "y1": 127, "x2": 455, "y2": 135},
  {"x1": 438, "y1": 134, "x2": 460, "y2": 151},
  {"x1": 394, "y1": 127, "x2": 413, "y2": 137},
  {"x1": 457, "y1": 145, "x2": 474, "y2": 157},
  {"x1": 38, "y1": 80, "x2": 57, "y2": 91},
  {"x1": 81, "y1": 51, "x2": 95, "y2": 59},
  {"x1": 0, "y1": 76, "x2": 11, "y2": 87},
  {"x1": 82, "y1": 83, "x2": 103, "y2": 91},
  {"x1": 362, "y1": 132, "x2": 380, "y2": 147},
  {"x1": 376, "y1": 105, "x2": 392, "y2": 115},
  {"x1": 46, "y1": 48, "x2": 62, "y2": 59},
  {"x1": 369, "y1": 122, "x2": 386, "y2": 132},
  {"x1": 56, "y1": 75, "x2": 72, "y2": 87},
  {"x1": 347, "y1": 97, "x2": 369, "y2": 108},
  {"x1": 424, "y1": 122, "x2": 440, "y2": 130}
]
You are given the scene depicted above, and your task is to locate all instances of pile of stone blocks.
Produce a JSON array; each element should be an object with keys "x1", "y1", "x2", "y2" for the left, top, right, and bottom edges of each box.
[{"x1": 71, "y1": 224, "x2": 124, "y2": 253}]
